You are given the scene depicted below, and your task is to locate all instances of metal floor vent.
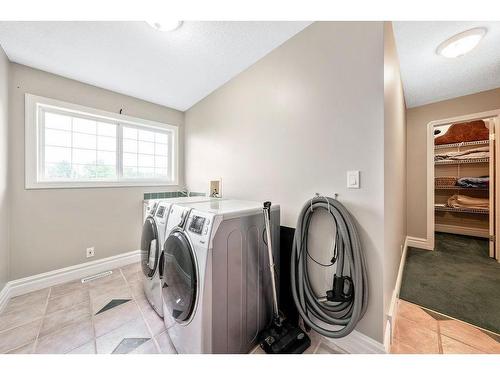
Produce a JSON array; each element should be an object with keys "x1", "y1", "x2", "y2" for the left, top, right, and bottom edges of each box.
[{"x1": 81, "y1": 270, "x2": 113, "y2": 283}]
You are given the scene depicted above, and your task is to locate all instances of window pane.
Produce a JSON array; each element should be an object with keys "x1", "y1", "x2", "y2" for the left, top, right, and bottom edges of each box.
[
  {"x1": 155, "y1": 156, "x2": 168, "y2": 168},
  {"x1": 37, "y1": 103, "x2": 175, "y2": 185},
  {"x1": 123, "y1": 127, "x2": 137, "y2": 140},
  {"x1": 73, "y1": 164, "x2": 96, "y2": 179},
  {"x1": 138, "y1": 167, "x2": 154, "y2": 178},
  {"x1": 45, "y1": 146, "x2": 71, "y2": 163},
  {"x1": 96, "y1": 165, "x2": 116, "y2": 179},
  {"x1": 138, "y1": 129, "x2": 154, "y2": 142},
  {"x1": 45, "y1": 129, "x2": 71, "y2": 147},
  {"x1": 97, "y1": 122, "x2": 116, "y2": 137},
  {"x1": 97, "y1": 136, "x2": 116, "y2": 151},
  {"x1": 45, "y1": 112, "x2": 71, "y2": 131},
  {"x1": 155, "y1": 143, "x2": 168, "y2": 155},
  {"x1": 123, "y1": 139, "x2": 137, "y2": 153},
  {"x1": 123, "y1": 152, "x2": 137, "y2": 167},
  {"x1": 45, "y1": 162, "x2": 73, "y2": 179},
  {"x1": 73, "y1": 117, "x2": 97, "y2": 134},
  {"x1": 73, "y1": 132, "x2": 96, "y2": 149},
  {"x1": 123, "y1": 166, "x2": 138, "y2": 178},
  {"x1": 155, "y1": 132, "x2": 168, "y2": 144},
  {"x1": 97, "y1": 151, "x2": 116, "y2": 166},
  {"x1": 73, "y1": 148, "x2": 96, "y2": 165},
  {"x1": 138, "y1": 154, "x2": 154, "y2": 168},
  {"x1": 138, "y1": 141, "x2": 154, "y2": 155},
  {"x1": 155, "y1": 168, "x2": 168, "y2": 177}
]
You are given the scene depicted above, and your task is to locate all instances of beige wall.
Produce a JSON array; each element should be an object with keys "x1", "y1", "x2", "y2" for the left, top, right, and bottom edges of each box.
[
  {"x1": 185, "y1": 22, "x2": 385, "y2": 343},
  {"x1": 8, "y1": 63, "x2": 184, "y2": 279},
  {"x1": 407, "y1": 88, "x2": 500, "y2": 239},
  {"x1": 383, "y1": 23, "x2": 407, "y2": 327},
  {"x1": 0, "y1": 45, "x2": 9, "y2": 289}
]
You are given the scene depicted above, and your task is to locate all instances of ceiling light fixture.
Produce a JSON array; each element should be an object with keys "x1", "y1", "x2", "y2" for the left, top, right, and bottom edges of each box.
[
  {"x1": 146, "y1": 20, "x2": 183, "y2": 32},
  {"x1": 436, "y1": 27, "x2": 487, "y2": 58}
]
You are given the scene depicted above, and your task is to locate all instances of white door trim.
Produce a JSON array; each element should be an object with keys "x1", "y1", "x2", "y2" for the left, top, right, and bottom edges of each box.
[
  {"x1": 0, "y1": 250, "x2": 141, "y2": 313},
  {"x1": 426, "y1": 109, "x2": 500, "y2": 252}
]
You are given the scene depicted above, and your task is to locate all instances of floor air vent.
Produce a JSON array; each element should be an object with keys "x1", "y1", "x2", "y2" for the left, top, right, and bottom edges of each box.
[{"x1": 81, "y1": 270, "x2": 113, "y2": 283}]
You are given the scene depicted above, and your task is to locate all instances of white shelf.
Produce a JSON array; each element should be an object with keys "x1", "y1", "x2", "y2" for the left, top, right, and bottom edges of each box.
[
  {"x1": 435, "y1": 158, "x2": 489, "y2": 165},
  {"x1": 435, "y1": 206, "x2": 489, "y2": 215},
  {"x1": 435, "y1": 186, "x2": 488, "y2": 191},
  {"x1": 434, "y1": 139, "x2": 489, "y2": 150}
]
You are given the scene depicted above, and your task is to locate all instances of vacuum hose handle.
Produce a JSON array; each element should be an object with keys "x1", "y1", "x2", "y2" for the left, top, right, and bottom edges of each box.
[{"x1": 263, "y1": 201, "x2": 280, "y2": 322}]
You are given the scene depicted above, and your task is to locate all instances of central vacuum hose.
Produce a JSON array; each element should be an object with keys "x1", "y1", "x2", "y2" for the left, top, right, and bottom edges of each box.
[{"x1": 291, "y1": 196, "x2": 368, "y2": 338}]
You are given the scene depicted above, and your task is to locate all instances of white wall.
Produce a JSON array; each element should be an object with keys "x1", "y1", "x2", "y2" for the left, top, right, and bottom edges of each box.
[
  {"x1": 185, "y1": 22, "x2": 385, "y2": 343},
  {"x1": 383, "y1": 22, "x2": 407, "y2": 332},
  {"x1": 8, "y1": 63, "x2": 184, "y2": 279},
  {"x1": 0, "y1": 45, "x2": 9, "y2": 290}
]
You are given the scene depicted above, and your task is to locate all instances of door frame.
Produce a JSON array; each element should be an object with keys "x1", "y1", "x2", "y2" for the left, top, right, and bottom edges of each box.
[{"x1": 426, "y1": 109, "x2": 500, "y2": 261}]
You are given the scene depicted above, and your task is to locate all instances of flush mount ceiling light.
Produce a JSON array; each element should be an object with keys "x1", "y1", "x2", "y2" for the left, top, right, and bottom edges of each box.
[
  {"x1": 436, "y1": 28, "x2": 487, "y2": 58},
  {"x1": 146, "y1": 20, "x2": 183, "y2": 32}
]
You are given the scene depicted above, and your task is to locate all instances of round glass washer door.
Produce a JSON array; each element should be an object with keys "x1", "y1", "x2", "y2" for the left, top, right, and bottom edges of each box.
[
  {"x1": 162, "y1": 230, "x2": 197, "y2": 323},
  {"x1": 141, "y1": 217, "x2": 159, "y2": 278}
]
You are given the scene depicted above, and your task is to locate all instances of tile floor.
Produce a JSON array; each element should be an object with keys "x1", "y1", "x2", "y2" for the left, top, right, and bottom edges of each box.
[
  {"x1": 0, "y1": 262, "x2": 347, "y2": 355},
  {"x1": 391, "y1": 299, "x2": 500, "y2": 354},
  {"x1": 0, "y1": 262, "x2": 176, "y2": 354}
]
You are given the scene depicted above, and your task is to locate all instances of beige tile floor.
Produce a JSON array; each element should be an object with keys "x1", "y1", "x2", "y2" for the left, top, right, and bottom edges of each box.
[
  {"x1": 0, "y1": 262, "x2": 176, "y2": 354},
  {"x1": 391, "y1": 299, "x2": 500, "y2": 354},
  {"x1": 0, "y1": 261, "x2": 349, "y2": 355}
]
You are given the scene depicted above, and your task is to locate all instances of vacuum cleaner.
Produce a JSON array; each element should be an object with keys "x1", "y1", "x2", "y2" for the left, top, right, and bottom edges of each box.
[{"x1": 258, "y1": 201, "x2": 311, "y2": 354}]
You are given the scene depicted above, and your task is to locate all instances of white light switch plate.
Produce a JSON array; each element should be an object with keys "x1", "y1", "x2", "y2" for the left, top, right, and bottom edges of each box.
[{"x1": 347, "y1": 170, "x2": 360, "y2": 189}]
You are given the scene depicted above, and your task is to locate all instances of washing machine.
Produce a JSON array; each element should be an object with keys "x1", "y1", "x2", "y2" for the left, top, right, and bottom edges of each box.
[
  {"x1": 161, "y1": 200, "x2": 280, "y2": 353},
  {"x1": 140, "y1": 196, "x2": 221, "y2": 317}
]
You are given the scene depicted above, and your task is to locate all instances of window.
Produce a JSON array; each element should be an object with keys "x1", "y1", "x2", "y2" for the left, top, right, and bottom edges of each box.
[{"x1": 25, "y1": 94, "x2": 178, "y2": 189}]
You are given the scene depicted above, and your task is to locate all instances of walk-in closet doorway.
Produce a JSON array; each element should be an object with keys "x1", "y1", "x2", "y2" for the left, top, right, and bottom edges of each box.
[{"x1": 426, "y1": 110, "x2": 500, "y2": 261}]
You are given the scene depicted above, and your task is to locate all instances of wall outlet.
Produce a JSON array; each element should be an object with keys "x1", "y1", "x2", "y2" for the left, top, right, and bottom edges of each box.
[{"x1": 86, "y1": 247, "x2": 95, "y2": 258}]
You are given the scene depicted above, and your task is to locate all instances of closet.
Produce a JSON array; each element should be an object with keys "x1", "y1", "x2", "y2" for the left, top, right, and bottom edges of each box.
[{"x1": 434, "y1": 118, "x2": 496, "y2": 258}]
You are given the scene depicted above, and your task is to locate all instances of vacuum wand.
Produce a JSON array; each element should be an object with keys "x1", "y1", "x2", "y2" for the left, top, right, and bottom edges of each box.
[
  {"x1": 263, "y1": 201, "x2": 280, "y2": 323},
  {"x1": 258, "y1": 201, "x2": 311, "y2": 353}
]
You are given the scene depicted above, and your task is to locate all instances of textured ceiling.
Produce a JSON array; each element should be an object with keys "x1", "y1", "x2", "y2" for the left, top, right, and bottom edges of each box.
[
  {"x1": 0, "y1": 21, "x2": 311, "y2": 111},
  {"x1": 393, "y1": 21, "x2": 500, "y2": 108}
]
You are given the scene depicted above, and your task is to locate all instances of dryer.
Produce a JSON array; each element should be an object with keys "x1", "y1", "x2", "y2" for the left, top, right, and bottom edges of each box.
[
  {"x1": 140, "y1": 196, "x2": 220, "y2": 317},
  {"x1": 161, "y1": 200, "x2": 280, "y2": 353}
]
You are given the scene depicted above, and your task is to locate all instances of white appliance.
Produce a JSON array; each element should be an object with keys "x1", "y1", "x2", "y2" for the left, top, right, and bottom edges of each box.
[
  {"x1": 140, "y1": 196, "x2": 218, "y2": 317},
  {"x1": 161, "y1": 200, "x2": 280, "y2": 353}
]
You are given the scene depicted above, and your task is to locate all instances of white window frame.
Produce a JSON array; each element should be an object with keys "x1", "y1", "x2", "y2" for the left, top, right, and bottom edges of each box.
[{"x1": 25, "y1": 93, "x2": 179, "y2": 189}]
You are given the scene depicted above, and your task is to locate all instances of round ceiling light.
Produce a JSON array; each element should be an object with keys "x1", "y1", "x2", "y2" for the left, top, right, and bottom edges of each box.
[
  {"x1": 436, "y1": 27, "x2": 487, "y2": 58},
  {"x1": 146, "y1": 20, "x2": 183, "y2": 32}
]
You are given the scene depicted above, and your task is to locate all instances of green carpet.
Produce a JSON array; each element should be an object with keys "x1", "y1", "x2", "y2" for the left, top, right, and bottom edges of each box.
[{"x1": 400, "y1": 232, "x2": 500, "y2": 334}]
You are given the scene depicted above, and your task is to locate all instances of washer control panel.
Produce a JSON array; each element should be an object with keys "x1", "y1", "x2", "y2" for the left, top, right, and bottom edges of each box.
[
  {"x1": 189, "y1": 215, "x2": 206, "y2": 234},
  {"x1": 156, "y1": 205, "x2": 166, "y2": 218}
]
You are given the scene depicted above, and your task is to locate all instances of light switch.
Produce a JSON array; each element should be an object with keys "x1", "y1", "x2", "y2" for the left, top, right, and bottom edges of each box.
[{"x1": 347, "y1": 170, "x2": 360, "y2": 189}]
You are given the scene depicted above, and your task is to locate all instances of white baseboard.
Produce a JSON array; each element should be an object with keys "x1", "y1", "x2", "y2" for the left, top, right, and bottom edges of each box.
[
  {"x1": 309, "y1": 316, "x2": 385, "y2": 353},
  {"x1": 325, "y1": 329, "x2": 386, "y2": 354},
  {"x1": 406, "y1": 236, "x2": 433, "y2": 250},
  {"x1": 0, "y1": 250, "x2": 141, "y2": 313},
  {"x1": 384, "y1": 236, "x2": 409, "y2": 353}
]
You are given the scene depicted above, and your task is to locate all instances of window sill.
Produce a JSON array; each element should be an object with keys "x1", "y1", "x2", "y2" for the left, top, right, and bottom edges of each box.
[{"x1": 25, "y1": 180, "x2": 179, "y2": 190}]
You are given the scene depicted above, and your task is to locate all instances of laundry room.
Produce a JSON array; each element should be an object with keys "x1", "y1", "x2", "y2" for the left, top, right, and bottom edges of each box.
[{"x1": 0, "y1": 1, "x2": 499, "y2": 372}]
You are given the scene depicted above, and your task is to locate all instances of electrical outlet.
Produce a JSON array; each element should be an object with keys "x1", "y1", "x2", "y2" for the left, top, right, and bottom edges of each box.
[{"x1": 86, "y1": 247, "x2": 95, "y2": 258}]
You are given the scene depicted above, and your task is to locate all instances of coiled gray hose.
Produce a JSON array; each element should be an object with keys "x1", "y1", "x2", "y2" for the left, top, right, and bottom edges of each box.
[{"x1": 291, "y1": 196, "x2": 368, "y2": 338}]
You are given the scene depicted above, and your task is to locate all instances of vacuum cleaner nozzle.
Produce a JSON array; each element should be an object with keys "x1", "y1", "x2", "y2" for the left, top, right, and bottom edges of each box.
[
  {"x1": 258, "y1": 201, "x2": 311, "y2": 354},
  {"x1": 259, "y1": 319, "x2": 311, "y2": 354}
]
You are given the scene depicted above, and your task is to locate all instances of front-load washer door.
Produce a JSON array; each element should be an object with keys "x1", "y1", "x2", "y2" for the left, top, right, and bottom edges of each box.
[
  {"x1": 141, "y1": 217, "x2": 159, "y2": 278},
  {"x1": 162, "y1": 231, "x2": 197, "y2": 323}
]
